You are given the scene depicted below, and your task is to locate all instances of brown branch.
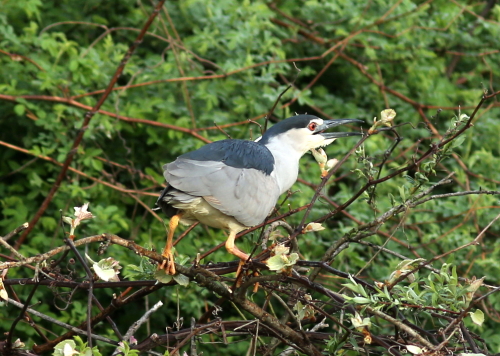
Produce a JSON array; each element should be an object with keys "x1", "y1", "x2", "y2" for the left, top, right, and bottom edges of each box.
[
  {"x1": 1, "y1": 223, "x2": 29, "y2": 242},
  {"x1": 69, "y1": 56, "x2": 326, "y2": 99},
  {"x1": 15, "y1": 0, "x2": 168, "y2": 248},
  {"x1": 0, "y1": 94, "x2": 211, "y2": 144},
  {"x1": 198, "y1": 204, "x2": 311, "y2": 260},
  {"x1": 3, "y1": 231, "x2": 323, "y2": 355},
  {"x1": 0, "y1": 140, "x2": 157, "y2": 197},
  {"x1": 7, "y1": 298, "x2": 118, "y2": 346},
  {"x1": 315, "y1": 92, "x2": 496, "y2": 230},
  {"x1": 32, "y1": 284, "x2": 163, "y2": 354},
  {"x1": 0, "y1": 49, "x2": 46, "y2": 71}
]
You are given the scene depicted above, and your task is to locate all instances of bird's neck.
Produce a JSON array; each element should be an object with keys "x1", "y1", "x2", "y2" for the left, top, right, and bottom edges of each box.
[{"x1": 263, "y1": 140, "x2": 304, "y2": 195}]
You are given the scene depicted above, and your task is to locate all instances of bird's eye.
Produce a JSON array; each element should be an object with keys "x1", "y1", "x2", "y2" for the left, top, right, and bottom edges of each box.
[{"x1": 308, "y1": 122, "x2": 318, "y2": 131}]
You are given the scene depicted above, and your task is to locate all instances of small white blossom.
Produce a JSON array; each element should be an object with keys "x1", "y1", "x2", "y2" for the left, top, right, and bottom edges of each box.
[
  {"x1": 267, "y1": 244, "x2": 299, "y2": 273},
  {"x1": 0, "y1": 280, "x2": 8, "y2": 304},
  {"x1": 467, "y1": 276, "x2": 485, "y2": 294},
  {"x1": 74, "y1": 203, "x2": 94, "y2": 223},
  {"x1": 0, "y1": 269, "x2": 8, "y2": 305},
  {"x1": 311, "y1": 148, "x2": 339, "y2": 177},
  {"x1": 12, "y1": 339, "x2": 25, "y2": 349},
  {"x1": 351, "y1": 312, "x2": 371, "y2": 331},
  {"x1": 293, "y1": 295, "x2": 315, "y2": 320},
  {"x1": 302, "y1": 222, "x2": 325, "y2": 233},
  {"x1": 406, "y1": 345, "x2": 423, "y2": 355},
  {"x1": 469, "y1": 309, "x2": 484, "y2": 326},
  {"x1": 63, "y1": 343, "x2": 79, "y2": 356},
  {"x1": 63, "y1": 203, "x2": 95, "y2": 236},
  {"x1": 324, "y1": 158, "x2": 338, "y2": 172},
  {"x1": 273, "y1": 244, "x2": 290, "y2": 255},
  {"x1": 86, "y1": 255, "x2": 121, "y2": 282}
]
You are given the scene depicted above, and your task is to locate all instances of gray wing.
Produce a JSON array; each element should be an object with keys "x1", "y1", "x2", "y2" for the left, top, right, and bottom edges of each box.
[{"x1": 164, "y1": 158, "x2": 280, "y2": 227}]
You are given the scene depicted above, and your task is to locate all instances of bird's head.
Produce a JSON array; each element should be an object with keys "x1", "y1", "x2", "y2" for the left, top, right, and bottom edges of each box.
[{"x1": 258, "y1": 115, "x2": 363, "y2": 154}]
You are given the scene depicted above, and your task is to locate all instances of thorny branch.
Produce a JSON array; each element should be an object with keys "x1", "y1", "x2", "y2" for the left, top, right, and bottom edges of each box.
[
  {"x1": 1, "y1": 2, "x2": 500, "y2": 355},
  {"x1": 0, "y1": 90, "x2": 499, "y2": 356}
]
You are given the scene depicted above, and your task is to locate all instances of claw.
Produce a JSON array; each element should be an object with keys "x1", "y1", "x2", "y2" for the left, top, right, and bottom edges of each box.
[
  {"x1": 159, "y1": 251, "x2": 176, "y2": 275},
  {"x1": 159, "y1": 214, "x2": 181, "y2": 275}
]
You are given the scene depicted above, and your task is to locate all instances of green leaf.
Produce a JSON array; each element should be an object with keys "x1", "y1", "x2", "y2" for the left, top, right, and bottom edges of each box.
[
  {"x1": 14, "y1": 104, "x2": 25, "y2": 116},
  {"x1": 267, "y1": 254, "x2": 286, "y2": 271},
  {"x1": 53, "y1": 340, "x2": 77, "y2": 356},
  {"x1": 469, "y1": 309, "x2": 484, "y2": 326},
  {"x1": 154, "y1": 269, "x2": 173, "y2": 284},
  {"x1": 91, "y1": 159, "x2": 103, "y2": 171},
  {"x1": 398, "y1": 186, "x2": 406, "y2": 201},
  {"x1": 173, "y1": 273, "x2": 190, "y2": 287},
  {"x1": 351, "y1": 296, "x2": 371, "y2": 304},
  {"x1": 450, "y1": 135, "x2": 466, "y2": 149}
]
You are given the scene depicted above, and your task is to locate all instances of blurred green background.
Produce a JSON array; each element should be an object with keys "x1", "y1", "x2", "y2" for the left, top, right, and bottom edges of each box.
[{"x1": 1, "y1": 0, "x2": 500, "y2": 354}]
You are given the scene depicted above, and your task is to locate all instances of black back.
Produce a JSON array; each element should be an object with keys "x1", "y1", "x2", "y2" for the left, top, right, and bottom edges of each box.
[{"x1": 180, "y1": 139, "x2": 275, "y2": 175}]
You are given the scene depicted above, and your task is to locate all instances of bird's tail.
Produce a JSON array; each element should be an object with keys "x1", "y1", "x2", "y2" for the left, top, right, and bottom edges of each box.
[{"x1": 154, "y1": 185, "x2": 177, "y2": 218}]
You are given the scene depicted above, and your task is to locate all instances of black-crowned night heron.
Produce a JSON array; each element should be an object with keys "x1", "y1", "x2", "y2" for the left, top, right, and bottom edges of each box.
[{"x1": 156, "y1": 115, "x2": 362, "y2": 274}]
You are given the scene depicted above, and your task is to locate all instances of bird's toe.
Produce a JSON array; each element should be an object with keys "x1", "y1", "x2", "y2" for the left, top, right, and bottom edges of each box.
[{"x1": 159, "y1": 252, "x2": 176, "y2": 275}]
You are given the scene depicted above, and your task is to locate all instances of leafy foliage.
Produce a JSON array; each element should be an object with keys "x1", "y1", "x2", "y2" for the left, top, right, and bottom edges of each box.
[{"x1": 1, "y1": 0, "x2": 500, "y2": 355}]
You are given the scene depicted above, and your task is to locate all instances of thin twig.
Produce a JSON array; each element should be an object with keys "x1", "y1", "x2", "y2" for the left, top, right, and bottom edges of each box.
[
  {"x1": 5, "y1": 283, "x2": 39, "y2": 352},
  {"x1": 64, "y1": 238, "x2": 96, "y2": 347},
  {"x1": 1, "y1": 223, "x2": 29, "y2": 242},
  {"x1": 264, "y1": 62, "x2": 301, "y2": 132},
  {"x1": 16, "y1": 0, "x2": 167, "y2": 248},
  {"x1": 7, "y1": 298, "x2": 119, "y2": 345},
  {"x1": 114, "y1": 301, "x2": 164, "y2": 355},
  {"x1": 0, "y1": 237, "x2": 25, "y2": 261}
]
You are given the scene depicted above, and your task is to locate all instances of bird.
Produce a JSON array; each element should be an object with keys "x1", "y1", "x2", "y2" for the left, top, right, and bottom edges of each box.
[{"x1": 156, "y1": 114, "x2": 363, "y2": 274}]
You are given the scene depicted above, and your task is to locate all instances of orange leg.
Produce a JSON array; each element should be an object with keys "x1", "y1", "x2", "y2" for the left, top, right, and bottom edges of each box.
[
  {"x1": 160, "y1": 214, "x2": 181, "y2": 275},
  {"x1": 225, "y1": 230, "x2": 250, "y2": 262},
  {"x1": 226, "y1": 230, "x2": 251, "y2": 286}
]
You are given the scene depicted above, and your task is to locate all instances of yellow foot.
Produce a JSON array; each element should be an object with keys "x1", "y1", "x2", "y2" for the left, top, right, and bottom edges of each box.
[{"x1": 159, "y1": 252, "x2": 176, "y2": 275}]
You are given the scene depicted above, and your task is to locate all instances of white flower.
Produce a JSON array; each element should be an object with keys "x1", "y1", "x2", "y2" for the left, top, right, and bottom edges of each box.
[
  {"x1": 406, "y1": 345, "x2": 423, "y2": 355},
  {"x1": 74, "y1": 203, "x2": 94, "y2": 224},
  {"x1": 465, "y1": 277, "x2": 484, "y2": 306},
  {"x1": 266, "y1": 244, "x2": 299, "y2": 273},
  {"x1": 324, "y1": 159, "x2": 338, "y2": 172},
  {"x1": 293, "y1": 295, "x2": 315, "y2": 320},
  {"x1": 469, "y1": 309, "x2": 484, "y2": 326},
  {"x1": 63, "y1": 343, "x2": 79, "y2": 356},
  {"x1": 302, "y1": 222, "x2": 325, "y2": 233},
  {"x1": 86, "y1": 255, "x2": 121, "y2": 282},
  {"x1": 274, "y1": 244, "x2": 290, "y2": 255},
  {"x1": 63, "y1": 203, "x2": 95, "y2": 236},
  {"x1": 0, "y1": 284, "x2": 8, "y2": 304},
  {"x1": 351, "y1": 312, "x2": 371, "y2": 331},
  {"x1": 267, "y1": 253, "x2": 299, "y2": 272},
  {"x1": 12, "y1": 339, "x2": 25, "y2": 349}
]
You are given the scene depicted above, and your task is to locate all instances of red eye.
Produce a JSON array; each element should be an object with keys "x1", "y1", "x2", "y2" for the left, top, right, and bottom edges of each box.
[{"x1": 308, "y1": 122, "x2": 317, "y2": 131}]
